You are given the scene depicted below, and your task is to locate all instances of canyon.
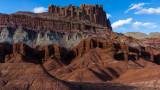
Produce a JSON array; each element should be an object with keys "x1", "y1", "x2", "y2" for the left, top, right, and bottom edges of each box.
[{"x1": 0, "y1": 4, "x2": 160, "y2": 90}]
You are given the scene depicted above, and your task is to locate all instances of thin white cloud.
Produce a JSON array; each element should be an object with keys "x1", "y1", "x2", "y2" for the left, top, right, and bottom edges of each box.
[
  {"x1": 106, "y1": 14, "x2": 112, "y2": 18},
  {"x1": 125, "y1": 3, "x2": 147, "y2": 13},
  {"x1": 126, "y1": 2, "x2": 160, "y2": 15},
  {"x1": 135, "y1": 8, "x2": 160, "y2": 14},
  {"x1": 33, "y1": 7, "x2": 48, "y2": 13},
  {"x1": 112, "y1": 18, "x2": 132, "y2": 29},
  {"x1": 132, "y1": 21, "x2": 158, "y2": 29}
]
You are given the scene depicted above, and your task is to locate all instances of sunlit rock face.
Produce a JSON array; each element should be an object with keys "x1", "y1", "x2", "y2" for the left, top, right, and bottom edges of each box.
[
  {"x1": 0, "y1": 27, "x2": 98, "y2": 48},
  {"x1": 35, "y1": 31, "x2": 95, "y2": 48},
  {"x1": 0, "y1": 27, "x2": 14, "y2": 44},
  {"x1": 12, "y1": 28, "x2": 35, "y2": 47},
  {"x1": 62, "y1": 33, "x2": 94, "y2": 48},
  {"x1": 35, "y1": 31, "x2": 96, "y2": 48},
  {"x1": 13, "y1": 28, "x2": 29, "y2": 43},
  {"x1": 35, "y1": 31, "x2": 62, "y2": 46},
  {"x1": 12, "y1": 28, "x2": 37, "y2": 47}
]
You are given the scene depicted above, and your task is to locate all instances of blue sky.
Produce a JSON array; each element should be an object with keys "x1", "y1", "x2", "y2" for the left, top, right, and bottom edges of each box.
[{"x1": 0, "y1": 0, "x2": 160, "y2": 34}]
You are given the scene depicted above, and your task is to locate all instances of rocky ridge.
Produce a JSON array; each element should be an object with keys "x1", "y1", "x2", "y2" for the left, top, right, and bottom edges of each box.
[
  {"x1": 125, "y1": 32, "x2": 160, "y2": 40},
  {"x1": 48, "y1": 4, "x2": 112, "y2": 28},
  {"x1": 0, "y1": 27, "x2": 109, "y2": 48},
  {"x1": 0, "y1": 4, "x2": 114, "y2": 48},
  {"x1": 125, "y1": 32, "x2": 160, "y2": 48},
  {"x1": 0, "y1": 4, "x2": 160, "y2": 90}
]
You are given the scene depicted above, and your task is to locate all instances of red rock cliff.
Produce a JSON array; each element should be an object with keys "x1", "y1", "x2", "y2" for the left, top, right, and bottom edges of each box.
[{"x1": 48, "y1": 4, "x2": 112, "y2": 29}]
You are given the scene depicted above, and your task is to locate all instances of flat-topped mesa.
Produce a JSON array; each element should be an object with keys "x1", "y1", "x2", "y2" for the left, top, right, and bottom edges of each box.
[{"x1": 48, "y1": 4, "x2": 112, "y2": 29}]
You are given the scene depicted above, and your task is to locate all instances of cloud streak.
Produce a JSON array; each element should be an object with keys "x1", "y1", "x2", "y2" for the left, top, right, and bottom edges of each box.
[
  {"x1": 33, "y1": 7, "x2": 48, "y2": 13},
  {"x1": 125, "y1": 3, "x2": 147, "y2": 13},
  {"x1": 112, "y1": 18, "x2": 132, "y2": 29},
  {"x1": 125, "y1": 2, "x2": 160, "y2": 15},
  {"x1": 106, "y1": 14, "x2": 112, "y2": 18},
  {"x1": 135, "y1": 8, "x2": 160, "y2": 14},
  {"x1": 132, "y1": 21, "x2": 158, "y2": 29}
]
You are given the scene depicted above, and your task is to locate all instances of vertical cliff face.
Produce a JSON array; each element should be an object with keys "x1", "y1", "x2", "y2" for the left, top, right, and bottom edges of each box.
[
  {"x1": 0, "y1": 27, "x2": 14, "y2": 44},
  {"x1": 48, "y1": 4, "x2": 112, "y2": 29},
  {"x1": 0, "y1": 27, "x2": 37, "y2": 47},
  {"x1": 2, "y1": 37, "x2": 156, "y2": 65},
  {"x1": 0, "y1": 4, "x2": 112, "y2": 33},
  {"x1": 0, "y1": 27, "x2": 101, "y2": 48},
  {"x1": 0, "y1": 13, "x2": 110, "y2": 33},
  {"x1": 0, "y1": 4, "x2": 113, "y2": 48}
]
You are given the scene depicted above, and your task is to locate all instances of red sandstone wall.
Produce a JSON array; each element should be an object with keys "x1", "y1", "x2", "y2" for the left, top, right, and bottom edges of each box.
[
  {"x1": 48, "y1": 4, "x2": 111, "y2": 29},
  {"x1": 0, "y1": 14, "x2": 107, "y2": 33}
]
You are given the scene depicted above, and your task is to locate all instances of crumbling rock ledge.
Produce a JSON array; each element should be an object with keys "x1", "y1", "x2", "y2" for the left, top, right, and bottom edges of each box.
[
  {"x1": 1, "y1": 37, "x2": 158, "y2": 65},
  {"x1": 48, "y1": 4, "x2": 112, "y2": 29}
]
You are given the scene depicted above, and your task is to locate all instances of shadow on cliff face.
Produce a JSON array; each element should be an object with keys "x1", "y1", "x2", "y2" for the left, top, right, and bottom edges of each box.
[
  {"x1": 88, "y1": 68, "x2": 113, "y2": 81},
  {"x1": 0, "y1": 43, "x2": 12, "y2": 63},
  {"x1": 154, "y1": 54, "x2": 160, "y2": 64},
  {"x1": 114, "y1": 53, "x2": 124, "y2": 61},
  {"x1": 1, "y1": 37, "x2": 159, "y2": 65},
  {"x1": 66, "y1": 50, "x2": 76, "y2": 64},
  {"x1": 0, "y1": 37, "x2": 160, "y2": 89},
  {"x1": 0, "y1": 43, "x2": 43, "y2": 64}
]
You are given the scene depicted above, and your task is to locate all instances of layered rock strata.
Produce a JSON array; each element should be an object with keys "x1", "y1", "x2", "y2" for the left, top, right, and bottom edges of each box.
[
  {"x1": 0, "y1": 27, "x2": 95, "y2": 48},
  {"x1": 70, "y1": 37, "x2": 156, "y2": 63},
  {"x1": 0, "y1": 3, "x2": 114, "y2": 48},
  {"x1": 1, "y1": 37, "x2": 157, "y2": 65},
  {"x1": 0, "y1": 4, "x2": 112, "y2": 33},
  {"x1": 48, "y1": 4, "x2": 112, "y2": 29}
]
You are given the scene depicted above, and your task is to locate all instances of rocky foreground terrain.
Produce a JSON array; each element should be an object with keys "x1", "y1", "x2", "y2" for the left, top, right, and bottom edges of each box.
[{"x1": 0, "y1": 4, "x2": 160, "y2": 90}]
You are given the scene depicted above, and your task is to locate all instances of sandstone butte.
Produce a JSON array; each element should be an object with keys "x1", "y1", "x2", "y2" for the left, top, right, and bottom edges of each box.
[{"x1": 0, "y1": 4, "x2": 160, "y2": 90}]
